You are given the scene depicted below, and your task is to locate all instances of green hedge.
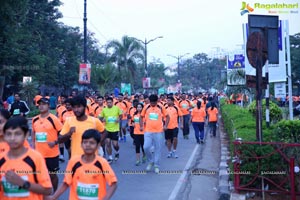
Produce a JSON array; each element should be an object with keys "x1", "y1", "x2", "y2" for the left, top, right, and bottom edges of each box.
[{"x1": 220, "y1": 99, "x2": 300, "y2": 187}]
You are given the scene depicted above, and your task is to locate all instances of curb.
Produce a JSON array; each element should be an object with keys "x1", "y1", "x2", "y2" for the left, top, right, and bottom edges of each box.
[{"x1": 218, "y1": 118, "x2": 231, "y2": 199}]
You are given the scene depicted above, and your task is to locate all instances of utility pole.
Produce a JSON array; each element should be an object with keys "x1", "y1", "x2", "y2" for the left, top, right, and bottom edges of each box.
[
  {"x1": 167, "y1": 53, "x2": 190, "y2": 82},
  {"x1": 133, "y1": 36, "x2": 163, "y2": 77},
  {"x1": 83, "y1": 0, "x2": 87, "y2": 63}
]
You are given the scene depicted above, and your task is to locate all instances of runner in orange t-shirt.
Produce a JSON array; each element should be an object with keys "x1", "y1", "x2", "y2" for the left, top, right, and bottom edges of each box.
[
  {"x1": 59, "y1": 95, "x2": 105, "y2": 159},
  {"x1": 179, "y1": 94, "x2": 192, "y2": 139},
  {"x1": 207, "y1": 102, "x2": 218, "y2": 137},
  {"x1": 128, "y1": 99, "x2": 139, "y2": 144},
  {"x1": 47, "y1": 129, "x2": 117, "y2": 200},
  {"x1": 0, "y1": 116, "x2": 52, "y2": 200},
  {"x1": 140, "y1": 94, "x2": 170, "y2": 173},
  {"x1": 165, "y1": 96, "x2": 183, "y2": 159},
  {"x1": 114, "y1": 93, "x2": 129, "y2": 142},
  {"x1": 190, "y1": 101, "x2": 207, "y2": 144},
  {"x1": 32, "y1": 98, "x2": 63, "y2": 192},
  {"x1": 132, "y1": 103, "x2": 146, "y2": 166}
]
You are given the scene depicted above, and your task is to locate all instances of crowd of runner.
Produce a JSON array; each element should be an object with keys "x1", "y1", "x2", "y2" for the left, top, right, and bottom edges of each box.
[{"x1": 0, "y1": 90, "x2": 220, "y2": 199}]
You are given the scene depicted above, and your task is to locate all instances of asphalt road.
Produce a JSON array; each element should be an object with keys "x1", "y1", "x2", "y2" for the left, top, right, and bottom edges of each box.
[{"x1": 54, "y1": 125, "x2": 220, "y2": 200}]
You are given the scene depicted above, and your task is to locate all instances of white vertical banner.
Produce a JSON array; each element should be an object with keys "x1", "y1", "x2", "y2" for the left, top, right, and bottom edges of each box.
[{"x1": 274, "y1": 82, "x2": 286, "y2": 98}]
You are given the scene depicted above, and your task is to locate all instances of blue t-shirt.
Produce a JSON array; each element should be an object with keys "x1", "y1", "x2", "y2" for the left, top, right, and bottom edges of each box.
[{"x1": 49, "y1": 96, "x2": 57, "y2": 109}]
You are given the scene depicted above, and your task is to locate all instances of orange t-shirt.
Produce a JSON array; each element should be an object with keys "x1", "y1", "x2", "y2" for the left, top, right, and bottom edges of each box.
[
  {"x1": 0, "y1": 148, "x2": 52, "y2": 200},
  {"x1": 115, "y1": 101, "x2": 128, "y2": 120},
  {"x1": 60, "y1": 116, "x2": 105, "y2": 158},
  {"x1": 191, "y1": 107, "x2": 206, "y2": 122},
  {"x1": 165, "y1": 106, "x2": 183, "y2": 129},
  {"x1": 32, "y1": 113, "x2": 63, "y2": 158},
  {"x1": 133, "y1": 113, "x2": 144, "y2": 135},
  {"x1": 94, "y1": 105, "x2": 105, "y2": 118},
  {"x1": 61, "y1": 110, "x2": 75, "y2": 124},
  {"x1": 64, "y1": 155, "x2": 117, "y2": 200},
  {"x1": 56, "y1": 104, "x2": 66, "y2": 122},
  {"x1": 179, "y1": 100, "x2": 192, "y2": 115},
  {"x1": 0, "y1": 140, "x2": 31, "y2": 154},
  {"x1": 207, "y1": 107, "x2": 218, "y2": 122},
  {"x1": 141, "y1": 104, "x2": 167, "y2": 133}
]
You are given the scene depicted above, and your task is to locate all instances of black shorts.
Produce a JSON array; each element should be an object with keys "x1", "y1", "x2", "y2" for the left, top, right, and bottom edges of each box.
[
  {"x1": 45, "y1": 156, "x2": 59, "y2": 173},
  {"x1": 64, "y1": 138, "x2": 71, "y2": 149},
  {"x1": 165, "y1": 128, "x2": 179, "y2": 140},
  {"x1": 106, "y1": 131, "x2": 119, "y2": 141}
]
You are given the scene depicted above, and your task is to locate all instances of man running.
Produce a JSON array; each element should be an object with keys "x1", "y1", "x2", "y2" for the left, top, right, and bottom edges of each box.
[
  {"x1": 140, "y1": 94, "x2": 169, "y2": 173},
  {"x1": 165, "y1": 96, "x2": 183, "y2": 158},
  {"x1": 100, "y1": 97, "x2": 122, "y2": 163}
]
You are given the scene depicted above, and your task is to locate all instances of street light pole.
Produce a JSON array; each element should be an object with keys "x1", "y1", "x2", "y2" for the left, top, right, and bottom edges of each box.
[
  {"x1": 83, "y1": 0, "x2": 87, "y2": 63},
  {"x1": 133, "y1": 36, "x2": 163, "y2": 77},
  {"x1": 167, "y1": 53, "x2": 190, "y2": 82}
]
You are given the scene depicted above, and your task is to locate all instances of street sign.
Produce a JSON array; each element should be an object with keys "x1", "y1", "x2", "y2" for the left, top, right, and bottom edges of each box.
[
  {"x1": 246, "y1": 31, "x2": 268, "y2": 69},
  {"x1": 248, "y1": 15, "x2": 279, "y2": 64}
]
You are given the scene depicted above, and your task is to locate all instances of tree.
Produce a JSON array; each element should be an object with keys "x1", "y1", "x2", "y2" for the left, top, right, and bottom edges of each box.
[{"x1": 106, "y1": 35, "x2": 144, "y2": 84}]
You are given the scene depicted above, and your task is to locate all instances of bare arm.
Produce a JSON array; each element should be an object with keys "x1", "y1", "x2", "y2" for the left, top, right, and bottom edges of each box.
[
  {"x1": 45, "y1": 182, "x2": 69, "y2": 200},
  {"x1": 103, "y1": 182, "x2": 117, "y2": 200}
]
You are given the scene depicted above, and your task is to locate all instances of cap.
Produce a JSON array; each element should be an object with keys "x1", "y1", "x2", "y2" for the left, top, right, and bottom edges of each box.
[{"x1": 37, "y1": 98, "x2": 50, "y2": 104}]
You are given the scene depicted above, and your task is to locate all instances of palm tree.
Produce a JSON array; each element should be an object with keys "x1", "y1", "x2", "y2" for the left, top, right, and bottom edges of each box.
[{"x1": 106, "y1": 35, "x2": 144, "y2": 84}]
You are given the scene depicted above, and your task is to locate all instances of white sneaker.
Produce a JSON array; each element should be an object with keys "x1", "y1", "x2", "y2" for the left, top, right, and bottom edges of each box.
[
  {"x1": 167, "y1": 152, "x2": 173, "y2": 158},
  {"x1": 173, "y1": 152, "x2": 178, "y2": 159},
  {"x1": 146, "y1": 163, "x2": 154, "y2": 171},
  {"x1": 154, "y1": 167, "x2": 160, "y2": 174}
]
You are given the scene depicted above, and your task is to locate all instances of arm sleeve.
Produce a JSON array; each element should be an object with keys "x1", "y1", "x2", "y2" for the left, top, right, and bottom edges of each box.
[
  {"x1": 96, "y1": 120, "x2": 105, "y2": 132},
  {"x1": 60, "y1": 119, "x2": 70, "y2": 135},
  {"x1": 54, "y1": 117, "x2": 63, "y2": 132}
]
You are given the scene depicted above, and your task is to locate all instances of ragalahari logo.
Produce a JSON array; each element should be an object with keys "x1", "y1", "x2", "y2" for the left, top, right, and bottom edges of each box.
[{"x1": 241, "y1": 2, "x2": 254, "y2": 15}]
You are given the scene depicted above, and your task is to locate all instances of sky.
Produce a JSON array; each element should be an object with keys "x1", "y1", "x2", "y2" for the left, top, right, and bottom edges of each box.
[{"x1": 58, "y1": 0, "x2": 300, "y2": 66}]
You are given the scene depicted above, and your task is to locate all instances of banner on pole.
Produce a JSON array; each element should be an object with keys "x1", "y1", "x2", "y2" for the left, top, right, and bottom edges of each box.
[
  {"x1": 121, "y1": 83, "x2": 131, "y2": 95},
  {"x1": 227, "y1": 54, "x2": 246, "y2": 86},
  {"x1": 142, "y1": 78, "x2": 151, "y2": 88},
  {"x1": 79, "y1": 63, "x2": 91, "y2": 84}
]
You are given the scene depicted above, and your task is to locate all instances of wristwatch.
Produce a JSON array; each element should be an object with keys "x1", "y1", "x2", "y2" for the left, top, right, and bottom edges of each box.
[{"x1": 20, "y1": 181, "x2": 31, "y2": 190}]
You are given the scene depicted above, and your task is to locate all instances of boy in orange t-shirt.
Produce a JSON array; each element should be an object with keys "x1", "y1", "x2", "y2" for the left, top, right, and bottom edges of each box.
[
  {"x1": 46, "y1": 129, "x2": 117, "y2": 200},
  {"x1": 0, "y1": 116, "x2": 52, "y2": 200}
]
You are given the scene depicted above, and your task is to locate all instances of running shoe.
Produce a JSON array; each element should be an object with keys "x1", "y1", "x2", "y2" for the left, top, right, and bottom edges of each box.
[
  {"x1": 114, "y1": 153, "x2": 119, "y2": 161},
  {"x1": 167, "y1": 152, "x2": 173, "y2": 158},
  {"x1": 107, "y1": 158, "x2": 113, "y2": 164},
  {"x1": 154, "y1": 167, "x2": 160, "y2": 174},
  {"x1": 146, "y1": 163, "x2": 154, "y2": 171},
  {"x1": 135, "y1": 160, "x2": 141, "y2": 166},
  {"x1": 173, "y1": 152, "x2": 178, "y2": 159}
]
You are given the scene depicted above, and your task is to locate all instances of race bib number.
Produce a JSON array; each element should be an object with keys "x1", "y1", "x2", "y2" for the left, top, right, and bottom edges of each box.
[
  {"x1": 13, "y1": 109, "x2": 20, "y2": 115},
  {"x1": 149, "y1": 113, "x2": 159, "y2": 121},
  {"x1": 36, "y1": 132, "x2": 47, "y2": 142},
  {"x1": 1, "y1": 176, "x2": 29, "y2": 197},
  {"x1": 133, "y1": 116, "x2": 140, "y2": 123},
  {"x1": 77, "y1": 182, "x2": 99, "y2": 200},
  {"x1": 181, "y1": 104, "x2": 188, "y2": 109},
  {"x1": 107, "y1": 116, "x2": 117, "y2": 123}
]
